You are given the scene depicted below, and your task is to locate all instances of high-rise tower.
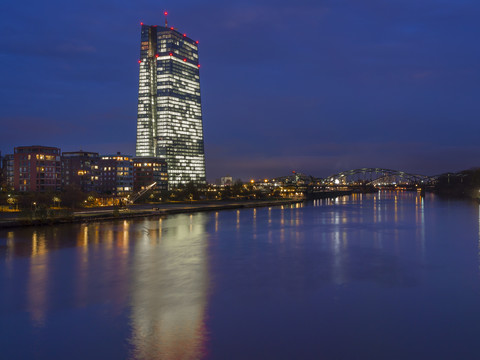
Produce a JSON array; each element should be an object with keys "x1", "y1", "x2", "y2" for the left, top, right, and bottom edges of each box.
[{"x1": 136, "y1": 18, "x2": 206, "y2": 188}]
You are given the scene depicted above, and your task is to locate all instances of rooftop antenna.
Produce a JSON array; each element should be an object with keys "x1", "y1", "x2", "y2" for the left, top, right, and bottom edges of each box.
[{"x1": 164, "y1": 11, "x2": 168, "y2": 28}]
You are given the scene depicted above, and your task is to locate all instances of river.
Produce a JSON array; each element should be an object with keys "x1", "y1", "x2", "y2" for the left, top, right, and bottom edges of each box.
[{"x1": 1, "y1": 192, "x2": 480, "y2": 359}]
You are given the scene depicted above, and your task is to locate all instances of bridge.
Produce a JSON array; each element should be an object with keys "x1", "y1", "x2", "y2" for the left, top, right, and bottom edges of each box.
[
  {"x1": 271, "y1": 168, "x2": 438, "y2": 190},
  {"x1": 268, "y1": 168, "x2": 441, "y2": 199},
  {"x1": 319, "y1": 168, "x2": 435, "y2": 186}
]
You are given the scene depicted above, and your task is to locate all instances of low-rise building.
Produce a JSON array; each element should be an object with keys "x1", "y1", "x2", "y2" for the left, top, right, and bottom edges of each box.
[
  {"x1": 220, "y1": 176, "x2": 233, "y2": 186},
  {"x1": 62, "y1": 151, "x2": 100, "y2": 193},
  {"x1": 4, "y1": 154, "x2": 14, "y2": 191},
  {"x1": 132, "y1": 157, "x2": 168, "y2": 192},
  {"x1": 98, "y1": 153, "x2": 133, "y2": 196},
  {"x1": 0, "y1": 152, "x2": 4, "y2": 190},
  {"x1": 13, "y1": 146, "x2": 62, "y2": 192}
]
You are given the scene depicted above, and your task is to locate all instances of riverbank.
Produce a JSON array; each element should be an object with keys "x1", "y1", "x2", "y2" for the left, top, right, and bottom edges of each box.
[{"x1": 0, "y1": 199, "x2": 304, "y2": 229}]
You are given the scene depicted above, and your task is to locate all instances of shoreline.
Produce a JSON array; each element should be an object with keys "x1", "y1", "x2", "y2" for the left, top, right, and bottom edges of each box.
[
  {"x1": 0, "y1": 199, "x2": 304, "y2": 229},
  {"x1": 0, "y1": 190, "x2": 357, "y2": 229}
]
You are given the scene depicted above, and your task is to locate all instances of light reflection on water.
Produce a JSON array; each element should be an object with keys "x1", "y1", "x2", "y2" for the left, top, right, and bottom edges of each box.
[
  {"x1": 28, "y1": 231, "x2": 48, "y2": 327},
  {"x1": 129, "y1": 213, "x2": 208, "y2": 360},
  {"x1": 0, "y1": 213, "x2": 209, "y2": 359},
  {"x1": 1, "y1": 193, "x2": 480, "y2": 359}
]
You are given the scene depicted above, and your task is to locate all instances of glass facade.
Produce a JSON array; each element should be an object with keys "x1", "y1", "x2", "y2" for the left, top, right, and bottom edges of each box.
[{"x1": 136, "y1": 24, "x2": 206, "y2": 189}]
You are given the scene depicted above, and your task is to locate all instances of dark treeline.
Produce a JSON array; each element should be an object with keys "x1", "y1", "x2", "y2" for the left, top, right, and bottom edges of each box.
[
  {"x1": 152, "y1": 181, "x2": 279, "y2": 202},
  {"x1": 434, "y1": 168, "x2": 480, "y2": 199},
  {"x1": 0, "y1": 181, "x2": 283, "y2": 211}
]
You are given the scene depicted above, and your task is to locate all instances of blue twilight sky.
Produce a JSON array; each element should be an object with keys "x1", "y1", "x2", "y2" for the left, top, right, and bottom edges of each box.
[{"x1": 1, "y1": 0, "x2": 480, "y2": 181}]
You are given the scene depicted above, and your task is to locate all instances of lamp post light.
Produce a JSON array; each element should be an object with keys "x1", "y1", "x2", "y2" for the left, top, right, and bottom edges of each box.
[{"x1": 52, "y1": 196, "x2": 61, "y2": 208}]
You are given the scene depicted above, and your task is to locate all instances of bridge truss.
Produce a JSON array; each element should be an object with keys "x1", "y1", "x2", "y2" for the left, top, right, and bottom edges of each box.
[{"x1": 319, "y1": 168, "x2": 434, "y2": 186}]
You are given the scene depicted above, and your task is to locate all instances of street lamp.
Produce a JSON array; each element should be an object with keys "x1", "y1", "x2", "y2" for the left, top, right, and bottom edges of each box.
[{"x1": 53, "y1": 196, "x2": 61, "y2": 208}]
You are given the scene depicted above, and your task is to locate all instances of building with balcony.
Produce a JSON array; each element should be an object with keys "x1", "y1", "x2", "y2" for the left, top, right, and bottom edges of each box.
[
  {"x1": 133, "y1": 157, "x2": 168, "y2": 192},
  {"x1": 98, "y1": 153, "x2": 133, "y2": 196},
  {"x1": 62, "y1": 151, "x2": 100, "y2": 193},
  {"x1": 13, "y1": 146, "x2": 62, "y2": 192}
]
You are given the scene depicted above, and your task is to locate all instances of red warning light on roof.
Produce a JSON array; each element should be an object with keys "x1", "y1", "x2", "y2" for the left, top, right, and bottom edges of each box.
[
  {"x1": 140, "y1": 22, "x2": 144, "y2": 25},
  {"x1": 195, "y1": 40, "x2": 199, "y2": 44},
  {"x1": 197, "y1": 64, "x2": 201, "y2": 68},
  {"x1": 170, "y1": 27, "x2": 174, "y2": 30},
  {"x1": 155, "y1": 54, "x2": 159, "y2": 58},
  {"x1": 183, "y1": 58, "x2": 187, "y2": 62},
  {"x1": 183, "y1": 33, "x2": 186, "y2": 37},
  {"x1": 169, "y1": 52, "x2": 173, "y2": 56},
  {"x1": 164, "y1": 11, "x2": 168, "y2": 16},
  {"x1": 138, "y1": 60, "x2": 141, "y2": 64}
]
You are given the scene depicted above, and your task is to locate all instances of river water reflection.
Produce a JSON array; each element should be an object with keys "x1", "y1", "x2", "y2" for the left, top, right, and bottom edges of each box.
[{"x1": 1, "y1": 192, "x2": 480, "y2": 359}]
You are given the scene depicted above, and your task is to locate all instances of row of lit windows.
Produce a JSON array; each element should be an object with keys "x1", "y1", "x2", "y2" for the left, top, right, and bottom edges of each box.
[
  {"x1": 101, "y1": 156, "x2": 131, "y2": 161},
  {"x1": 136, "y1": 29, "x2": 205, "y2": 185}
]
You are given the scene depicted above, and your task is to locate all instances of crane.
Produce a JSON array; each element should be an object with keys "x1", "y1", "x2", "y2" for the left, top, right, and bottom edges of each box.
[{"x1": 125, "y1": 182, "x2": 157, "y2": 205}]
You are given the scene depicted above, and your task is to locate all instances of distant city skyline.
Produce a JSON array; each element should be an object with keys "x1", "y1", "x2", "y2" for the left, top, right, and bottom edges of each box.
[{"x1": 1, "y1": 1, "x2": 480, "y2": 181}]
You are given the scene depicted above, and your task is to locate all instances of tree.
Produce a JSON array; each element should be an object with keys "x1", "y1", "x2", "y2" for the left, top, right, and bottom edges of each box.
[
  {"x1": 183, "y1": 181, "x2": 200, "y2": 200},
  {"x1": 231, "y1": 180, "x2": 244, "y2": 197},
  {"x1": 62, "y1": 185, "x2": 87, "y2": 209}
]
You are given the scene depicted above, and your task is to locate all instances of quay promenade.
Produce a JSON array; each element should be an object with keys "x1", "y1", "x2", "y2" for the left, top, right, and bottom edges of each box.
[{"x1": 0, "y1": 199, "x2": 304, "y2": 229}]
